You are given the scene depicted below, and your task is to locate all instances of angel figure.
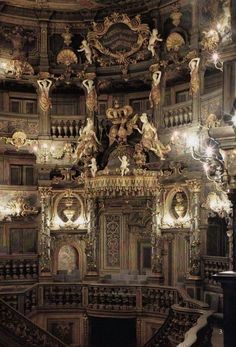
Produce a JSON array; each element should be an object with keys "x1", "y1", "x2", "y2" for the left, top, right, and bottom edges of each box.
[
  {"x1": 149, "y1": 70, "x2": 161, "y2": 108},
  {"x1": 75, "y1": 118, "x2": 100, "y2": 160},
  {"x1": 37, "y1": 78, "x2": 52, "y2": 112},
  {"x1": 89, "y1": 157, "x2": 98, "y2": 177},
  {"x1": 78, "y1": 40, "x2": 93, "y2": 64},
  {"x1": 136, "y1": 113, "x2": 171, "y2": 160},
  {"x1": 118, "y1": 155, "x2": 130, "y2": 176},
  {"x1": 148, "y1": 29, "x2": 163, "y2": 57},
  {"x1": 82, "y1": 78, "x2": 98, "y2": 114},
  {"x1": 189, "y1": 57, "x2": 200, "y2": 96}
]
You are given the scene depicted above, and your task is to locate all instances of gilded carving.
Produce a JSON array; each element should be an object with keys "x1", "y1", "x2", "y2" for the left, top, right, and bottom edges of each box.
[
  {"x1": 189, "y1": 58, "x2": 200, "y2": 96},
  {"x1": 37, "y1": 78, "x2": 53, "y2": 112},
  {"x1": 75, "y1": 118, "x2": 100, "y2": 161},
  {"x1": 87, "y1": 12, "x2": 150, "y2": 71},
  {"x1": 147, "y1": 29, "x2": 163, "y2": 57},
  {"x1": 57, "y1": 48, "x2": 78, "y2": 66},
  {"x1": 149, "y1": 66, "x2": 161, "y2": 108},
  {"x1": 136, "y1": 113, "x2": 171, "y2": 160},
  {"x1": 7, "y1": 195, "x2": 38, "y2": 218},
  {"x1": 186, "y1": 179, "x2": 201, "y2": 193},
  {"x1": 171, "y1": 191, "x2": 188, "y2": 219},
  {"x1": 82, "y1": 75, "x2": 98, "y2": 113},
  {"x1": 166, "y1": 32, "x2": 185, "y2": 52},
  {"x1": 0, "y1": 131, "x2": 36, "y2": 150}
]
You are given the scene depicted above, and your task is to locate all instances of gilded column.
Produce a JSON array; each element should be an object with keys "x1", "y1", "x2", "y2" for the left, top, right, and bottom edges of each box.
[
  {"x1": 38, "y1": 187, "x2": 53, "y2": 278},
  {"x1": 85, "y1": 198, "x2": 99, "y2": 279},
  {"x1": 186, "y1": 179, "x2": 201, "y2": 279},
  {"x1": 149, "y1": 192, "x2": 164, "y2": 283}
]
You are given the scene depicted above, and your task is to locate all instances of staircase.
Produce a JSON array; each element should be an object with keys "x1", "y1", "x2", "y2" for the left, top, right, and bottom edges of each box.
[{"x1": 0, "y1": 299, "x2": 67, "y2": 347}]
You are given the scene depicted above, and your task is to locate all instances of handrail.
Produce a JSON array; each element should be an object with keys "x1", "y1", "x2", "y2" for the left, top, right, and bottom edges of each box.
[
  {"x1": 0, "y1": 282, "x2": 209, "y2": 317},
  {"x1": 0, "y1": 298, "x2": 67, "y2": 347},
  {"x1": 142, "y1": 304, "x2": 213, "y2": 347}
]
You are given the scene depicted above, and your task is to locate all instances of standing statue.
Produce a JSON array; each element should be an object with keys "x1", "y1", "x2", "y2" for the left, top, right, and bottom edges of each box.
[
  {"x1": 189, "y1": 58, "x2": 200, "y2": 96},
  {"x1": 82, "y1": 78, "x2": 98, "y2": 114},
  {"x1": 136, "y1": 113, "x2": 171, "y2": 160},
  {"x1": 148, "y1": 29, "x2": 163, "y2": 57},
  {"x1": 149, "y1": 70, "x2": 161, "y2": 108},
  {"x1": 89, "y1": 157, "x2": 98, "y2": 177},
  {"x1": 118, "y1": 155, "x2": 130, "y2": 176},
  {"x1": 37, "y1": 79, "x2": 52, "y2": 112},
  {"x1": 75, "y1": 118, "x2": 100, "y2": 160},
  {"x1": 78, "y1": 40, "x2": 93, "y2": 64}
]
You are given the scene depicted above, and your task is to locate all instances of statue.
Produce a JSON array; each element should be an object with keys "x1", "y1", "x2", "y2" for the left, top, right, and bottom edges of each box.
[
  {"x1": 75, "y1": 118, "x2": 100, "y2": 160},
  {"x1": 189, "y1": 58, "x2": 200, "y2": 96},
  {"x1": 37, "y1": 79, "x2": 52, "y2": 112},
  {"x1": 78, "y1": 39, "x2": 93, "y2": 64},
  {"x1": 89, "y1": 157, "x2": 98, "y2": 178},
  {"x1": 82, "y1": 78, "x2": 98, "y2": 114},
  {"x1": 118, "y1": 155, "x2": 130, "y2": 176},
  {"x1": 136, "y1": 113, "x2": 171, "y2": 160},
  {"x1": 148, "y1": 29, "x2": 163, "y2": 57},
  {"x1": 149, "y1": 70, "x2": 161, "y2": 108}
]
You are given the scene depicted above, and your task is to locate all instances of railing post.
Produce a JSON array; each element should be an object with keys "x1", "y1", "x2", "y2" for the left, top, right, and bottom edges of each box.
[
  {"x1": 18, "y1": 293, "x2": 25, "y2": 314},
  {"x1": 83, "y1": 285, "x2": 88, "y2": 308},
  {"x1": 136, "y1": 286, "x2": 142, "y2": 311}
]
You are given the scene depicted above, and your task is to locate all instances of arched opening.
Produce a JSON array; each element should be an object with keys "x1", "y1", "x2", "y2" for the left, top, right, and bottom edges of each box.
[{"x1": 58, "y1": 245, "x2": 79, "y2": 274}]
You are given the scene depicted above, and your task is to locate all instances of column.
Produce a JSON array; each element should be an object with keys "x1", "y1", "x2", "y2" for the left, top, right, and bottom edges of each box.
[
  {"x1": 149, "y1": 193, "x2": 164, "y2": 283},
  {"x1": 85, "y1": 198, "x2": 99, "y2": 279},
  {"x1": 38, "y1": 187, "x2": 53, "y2": 279},
  {"x1": 39, "y1": 21, "x2": 49, "y2": 71},
  {"x1": 185, "y1": 179, "x2": 202, "y2": 299}
]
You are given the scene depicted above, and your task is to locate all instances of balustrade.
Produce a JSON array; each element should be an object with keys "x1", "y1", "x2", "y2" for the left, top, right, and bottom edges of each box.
[
  {"x1": 87, "y1": 285, "x2": 136, "y2": 311},
  {"x1": 51, "y1": 118, "x2": 85, "y2": 138},
  {"x1": 0, "y1": 299, "x2": 67, "y2": 347},
  {"x1": 202, "y1": 255, "x2": 229, "y2": 289},
  {"x1": 0, "y1": 258, "x2": 38, "y2": 282},
  {"x1": 163, "y1": 102, "x2": 192, "y2": 128},
  {"x1": 41, "y1": 284, "x2": 83, "y2": 307},
  {"x1": 143, "y1": 304, "x2": 212, "y2": 347}
]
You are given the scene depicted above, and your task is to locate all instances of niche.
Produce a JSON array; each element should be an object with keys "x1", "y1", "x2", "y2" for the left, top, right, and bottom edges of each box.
[{"x1": 58, "y1": 245, "x2": 78, "y2": 273}]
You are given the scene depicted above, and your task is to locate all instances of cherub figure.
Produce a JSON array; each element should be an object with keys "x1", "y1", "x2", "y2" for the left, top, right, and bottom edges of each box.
[
  {"x1": 89, "y1": 157, "x2": 98, "y2": 178},
  {"x1": 75, "y1": 118, "x2": 100, "y2": 160},
  {"x1": 189, "y1": 57, "x2": 200, "y2": 96},
  {"x1": 148, "y1": 29, "x2": 163, "y2": 57},
  {"x1": 82, "y1": 78, "x2": 98, "y2": 114},
  {"x1": 136, "y1": 113, "x2": 171, "y2": 160},
  {"x1": 118, "y1": 155, "x2": 130, "y2": 176},
  {"x1": 149, "y1": 70, "x2": 162, "y2": 108},
  {"x1": 37, "y1": 78, "x2": 52, "y2": 112},
  {"x1": 78, "y1": 40, "x2": 93, "y2": 64}
]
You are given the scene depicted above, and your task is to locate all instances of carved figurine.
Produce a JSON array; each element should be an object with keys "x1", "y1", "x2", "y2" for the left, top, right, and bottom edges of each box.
[
  {"x1": 75, "y1": 118, "x2": 100, "y2": 160},
  {"x1": 149, "y1": 70, "x2": 161, "y2": 108},
  {"x1": 136, "y1": 113, "x2": 171, "y2": 160},
  {"x1": 148, "y1": 29, "x2": 163, "y2": 57},
  {"x1": 37, "y1": 78, "x2": 52, "y2": 112},
  {"x1": 89, "y1": 157, "x2": 98, "y2": 177},
  {"x1": 82, "y1": 78, "x2": 98, "y2": 114},
  {"x1": 118, "y1": 155, "x2": 130, "y2": 176},
  {"x1": 78, "y1": 39, "x2": 93, "y2": 64},
  {"x1": 189, "y1": 58, "x2": 200, "y2": 96},
  {"x1": 173, "y1": 192, "x2": 187, "y2": 218}
]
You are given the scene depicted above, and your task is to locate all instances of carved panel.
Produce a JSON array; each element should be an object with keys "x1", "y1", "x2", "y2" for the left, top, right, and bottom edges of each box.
[
  {"x1": 104, "y1": 214, "x2": 121, "y2": 267},
  {"x1": 47, "y1": 320, "x2": 74, "y2": 345},
  {"x1": 58, "y1": 245, "x2": 78, "y2": 273}
]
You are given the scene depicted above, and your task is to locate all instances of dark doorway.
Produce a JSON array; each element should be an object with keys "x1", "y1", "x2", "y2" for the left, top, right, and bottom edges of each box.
[
  {"x1": 207, "y1": 216, "x2": 228, "y2": 256},
  {"x1": 89, "y1": 317, "x2": 136, "y2": 347}
]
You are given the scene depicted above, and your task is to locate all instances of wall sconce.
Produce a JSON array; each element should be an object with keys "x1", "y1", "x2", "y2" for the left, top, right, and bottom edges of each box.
[{"x1": 203, "y1": 191, "x2": 231, "y2": 218}]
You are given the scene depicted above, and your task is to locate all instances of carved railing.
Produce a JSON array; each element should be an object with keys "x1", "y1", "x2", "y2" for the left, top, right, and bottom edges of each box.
[
  {"x1": 143, "y1": 304, "x2": 213, "y2": 347},
  {"x1": 0, "y1": 299, "x2": 67, "y2": 347},
  {"x1": 50, "y1": 115, "x2": 85, "y2": 138},
  {"x1": 163, "y1": 101, "x2": 192, "y2": 128},
  {"x1": 0, "y1": 282, "x2": 209, "y2": 318},
  {"x1": 41, "y1": 283, "x2": 83, "y2": 308},
  {"x1": 0, "y1": 257, "x2": 38, "y2": 282},
  {"x1": 87, "y1": 285, "x2": 136, "y2": 311},
  {"x1": 0, "y1": 112, "x2": 39, "y2": 137},
  {"x1": 202, "y1": 255, "x2": 229, "y2": 290},
  {"x1": 143, "y1": 305, "x2": 212, "y2": 347}
]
